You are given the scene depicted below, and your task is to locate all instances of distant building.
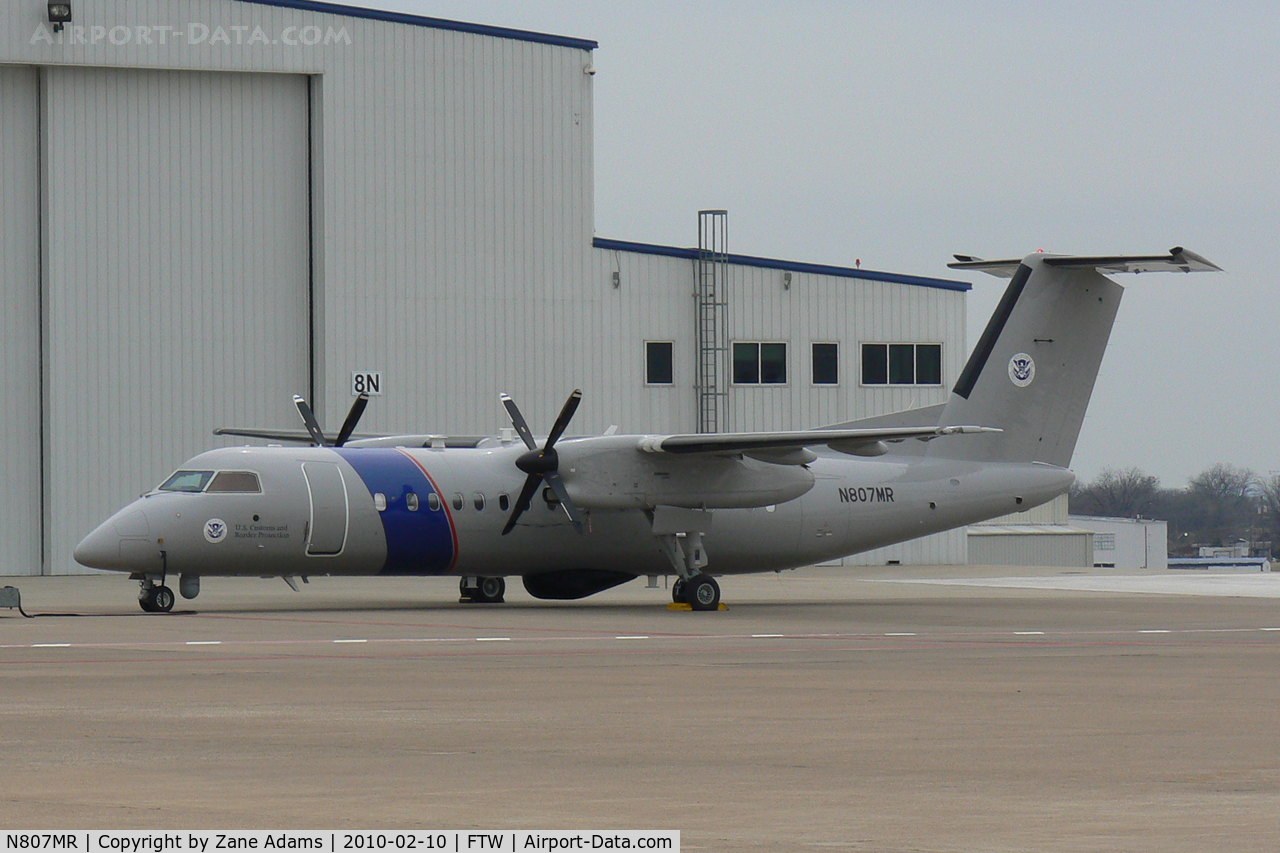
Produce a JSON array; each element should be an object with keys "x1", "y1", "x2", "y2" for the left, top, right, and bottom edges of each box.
[{"x1": 1068, "y1": 515, "x2": 1168, "y2": 570}]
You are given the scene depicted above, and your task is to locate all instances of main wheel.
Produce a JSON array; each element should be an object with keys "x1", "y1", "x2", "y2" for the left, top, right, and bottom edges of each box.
[
  {"x1": 459, "y1": 577, "x2": 476, "y2": 602},
  {"x1": 152, "y1": 585, "x2": 175, "y2": 613},
  {"x1": 688, "y1": 576, "x2": 720, "y2": 611},
  {"x1": 474, "y1": 576, "x2": 506, "y2": 604},
  {"x1": 671, "y1": 578, "x2": 686, "y2": 604}
]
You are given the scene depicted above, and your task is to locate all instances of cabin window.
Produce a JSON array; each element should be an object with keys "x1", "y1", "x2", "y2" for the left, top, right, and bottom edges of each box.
[
  {"x1": 427, "y1": 492, "x2": 441, "y2": 511},
  {"x1": 498, "y1": 493, "x2": 510, "y2": 511},
  {"x1": 452, "y1": 493, "x2": 464, "y2": 511},
  {"x1": 158, "y1": 470, "x2": 214, "y2": 493},
  {"x1": 473, "y1": 493, "x2": 486, "y2": 511},
  {"x1": 206, "y1": 471, "x2": 262, "y2": 493},
  {"x1": 811, "y1": 343, "x2": 839, "y2": 385},
  {"x1": 733, "y1": 342, "x2": 787, "y2": 384},
  {"x1": 406, "y1": 492, "x2": 419, "y2": 512},
  {"x1": 645, "y1": 341, "x2": 674, "y2": 385},
  {"x1": 861, "y1": 343, "x2": 943, "y2": 386},
  {"x1": 373, "y1": 492, "x2": 387, "y2": 512}
]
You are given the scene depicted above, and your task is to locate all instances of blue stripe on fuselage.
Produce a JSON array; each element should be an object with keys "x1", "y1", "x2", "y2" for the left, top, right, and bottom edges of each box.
[{"x1": 334, "y1": 448, "x2": 456, "y2": 575}]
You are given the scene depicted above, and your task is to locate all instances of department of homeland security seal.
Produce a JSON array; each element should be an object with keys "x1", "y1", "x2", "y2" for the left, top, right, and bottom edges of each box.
[
  {"x1": 203, "y1": 518, "x2": 228, "y2": 543},
  {"x1": 1008, "y1": 353, "x2": 1035, "y2": 387}
]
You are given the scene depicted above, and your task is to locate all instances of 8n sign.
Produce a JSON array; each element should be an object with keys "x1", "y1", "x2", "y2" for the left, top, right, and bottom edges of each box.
[{"x1": 351, "y1": 371, "x2": 383, "y2": 396}]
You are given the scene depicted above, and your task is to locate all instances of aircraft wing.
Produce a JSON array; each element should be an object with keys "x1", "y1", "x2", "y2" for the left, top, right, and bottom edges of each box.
[
  {"x1": 639, "y1": 424, "x2": 999, "y2": 461},
  {"x1": 213, "y1": 427, "x2": 486, "y2": 449},
  {"x1": 213, "y1": 427, "x2": 348, "y2": 443},
  {"x1": 948, "y1": 247, "x2": 1221, "y2": 278}
]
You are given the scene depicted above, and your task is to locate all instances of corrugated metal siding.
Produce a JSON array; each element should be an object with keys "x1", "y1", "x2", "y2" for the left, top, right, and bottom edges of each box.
[
  {"x1": 0, "y1": 65, "x2": 42, "y2": 576},
  {"x1": 42, "y1": 66, "x2": 310, "y2": 573},
  {"x1": 313, "y1": 21, "x2": 594, "y2": 438},
  {"x1": 968, "y1": 530, "x2": 1093, "y2": 568},
  {"x1": 588, "y1": 248, "x2": 965, "y2": 437}
]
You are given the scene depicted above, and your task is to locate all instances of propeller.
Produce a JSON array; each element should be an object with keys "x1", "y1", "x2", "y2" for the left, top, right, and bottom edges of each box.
[
  {"x1": 293, "y1": 393, "x2": 369, "y2": 447},
  {"x1": 500, "y1": 390, "x2": 585, "y2": 535}
]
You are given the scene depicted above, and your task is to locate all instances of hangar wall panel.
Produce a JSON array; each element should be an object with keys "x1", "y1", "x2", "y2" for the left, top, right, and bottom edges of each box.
[
  {"x1": 310, "y1": 25, "x2": 595, "y2": 438},
  {"x1": 42, "y1": 67, "x2": 310, "y2": 573},
  {"x1": 967, "y1": 531, "x2": 1093, "y2": 568},
  {"x1": 0, "y1": 65, "x2": 42, "y2": 576},
  {"x1": 588, "y1": 247, "x2": 966, "y2": 438}
]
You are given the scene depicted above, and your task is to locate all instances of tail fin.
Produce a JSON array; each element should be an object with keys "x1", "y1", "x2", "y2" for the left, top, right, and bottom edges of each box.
[{"x1": 928, "y1": 248, "x2": 1220, "y2": 466}]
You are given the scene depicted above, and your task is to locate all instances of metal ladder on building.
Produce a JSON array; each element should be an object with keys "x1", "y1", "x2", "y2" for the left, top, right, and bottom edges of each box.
[{"x1": 695, "y1": 210, "x2": 730, "y2": 434}]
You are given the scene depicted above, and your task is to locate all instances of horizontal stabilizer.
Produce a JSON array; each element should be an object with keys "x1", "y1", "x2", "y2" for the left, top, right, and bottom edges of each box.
[{"x1": 949, "y1": 247, "x2": 1220, "y2": 278}]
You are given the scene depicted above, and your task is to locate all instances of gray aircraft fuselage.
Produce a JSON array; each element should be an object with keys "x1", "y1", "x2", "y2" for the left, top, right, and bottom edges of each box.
[{"x1": 75, "y1": 440, "x2": 1072, "y2": 580}]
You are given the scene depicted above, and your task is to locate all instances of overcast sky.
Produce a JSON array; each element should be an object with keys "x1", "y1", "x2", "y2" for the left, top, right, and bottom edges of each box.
[{"x1": 373, "y1": 1, "x2": 1277, "y2": 488}]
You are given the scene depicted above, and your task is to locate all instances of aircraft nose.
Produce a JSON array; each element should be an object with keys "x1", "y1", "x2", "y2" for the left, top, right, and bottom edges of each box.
[
  {"x1": 74, "y1": 506, "x2": 152, "y2": 571},
  {"x1": 74, "y1": 521, "x2": 121, "y2": 569}
]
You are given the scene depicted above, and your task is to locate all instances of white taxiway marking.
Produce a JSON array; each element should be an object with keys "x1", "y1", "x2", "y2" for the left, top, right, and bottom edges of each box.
[
  {"x1": 13, "y1": 625, "x2": 1280, "y2": 654},
  {"x1": 881, "y1": 573, "x2": 1280, "y2": 598}
]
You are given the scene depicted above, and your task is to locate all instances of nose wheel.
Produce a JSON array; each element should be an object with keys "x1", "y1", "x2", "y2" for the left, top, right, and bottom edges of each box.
[{"x1": 139, "y1": 581, "x2": 175, "y2": 613}]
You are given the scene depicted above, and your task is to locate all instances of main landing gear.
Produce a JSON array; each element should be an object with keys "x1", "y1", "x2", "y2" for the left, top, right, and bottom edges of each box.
[
  {"x1": 138, "y1": 578, "x2": 175, "y2": 613},
  {"x1": 460, "y1": 576, "x2": 506, "y2": 604},
  {"x1": 672, "y1": 574, "x2": 720, "y2": 611}
]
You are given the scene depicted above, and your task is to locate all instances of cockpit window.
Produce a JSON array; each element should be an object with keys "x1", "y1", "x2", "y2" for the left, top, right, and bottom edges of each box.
[
  {"x1": 158, "y1": 470, "x2": 215, "y2": 493},
  {"x1": 206, "y1": 471, "x2": 262, "y2": 493}
]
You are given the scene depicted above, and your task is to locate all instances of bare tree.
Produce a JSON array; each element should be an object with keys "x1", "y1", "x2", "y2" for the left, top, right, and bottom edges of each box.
[
  {"x1": 1187, "y1": 463, "x2": 1259, "y2": 546},
  {"x1": 1073, "y1": 467, "x2": 1160, "y2": 518},
  {"x1": 1258, "y1": 473, "x2": 1280, "y2": 555}
]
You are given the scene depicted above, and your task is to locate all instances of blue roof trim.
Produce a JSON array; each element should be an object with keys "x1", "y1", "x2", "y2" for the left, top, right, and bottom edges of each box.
[
  {"x1": 593, "y1": 238, "x2": 971, "y2": 292},
  {"x1": 235, "y1": 0, "x2": 599, "y2": 50}
]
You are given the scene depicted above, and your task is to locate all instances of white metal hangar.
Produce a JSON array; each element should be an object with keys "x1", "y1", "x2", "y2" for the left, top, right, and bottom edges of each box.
[{"x1": 0, "y1": 0, "x2": 970, "y2": 576}]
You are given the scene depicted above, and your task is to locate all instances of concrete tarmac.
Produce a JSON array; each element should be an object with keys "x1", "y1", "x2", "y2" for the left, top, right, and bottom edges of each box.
[{"x1": 3, "y1": 566, "x2": 1280, "y2": 852}]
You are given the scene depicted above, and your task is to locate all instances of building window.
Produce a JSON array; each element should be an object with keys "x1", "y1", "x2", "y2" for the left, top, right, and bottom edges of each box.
[
  {"x1": 861, "y1": 343, "x2": 942, "y2": 386},
  {"x1": 733, "y1": 342, "x2": 787, "y2": 384},
  {"x1": 812, "y1": 343, "x2": 838, "y2": 385},
  {"x1": 646, "y1": 341, "x2": 673, "y2": 385}
]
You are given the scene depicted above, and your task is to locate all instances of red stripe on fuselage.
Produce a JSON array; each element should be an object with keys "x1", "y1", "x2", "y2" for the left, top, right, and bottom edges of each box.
[{"x1": 397, "y1": 447, "x2": 460, "y2": 571}]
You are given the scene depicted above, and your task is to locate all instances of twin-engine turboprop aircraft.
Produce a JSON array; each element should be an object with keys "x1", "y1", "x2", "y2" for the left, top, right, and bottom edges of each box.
[{"x1": 75, "y1": 249, "x2": 1220, "y2": 612}]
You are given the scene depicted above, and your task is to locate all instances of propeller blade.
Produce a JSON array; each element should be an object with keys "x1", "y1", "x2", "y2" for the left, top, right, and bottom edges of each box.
[
  {"x1": 502, "y1": 473, "x2": 544, "y2": 535},
  {"x1": 544, "y1": 389, "x2": 582, "y2": 449},
  {"x1": 293, "y1": 395, "x2": 328, "y2": 447},
  {"x1": 333, "y1": 393, "x2": 369, "y2": 447},
  {"x1": 500, "y1": 393, "x2": 538, "y2": 450},
  {"x1": 543, "y1": 470, "x2": 583, "y2": 533}
]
